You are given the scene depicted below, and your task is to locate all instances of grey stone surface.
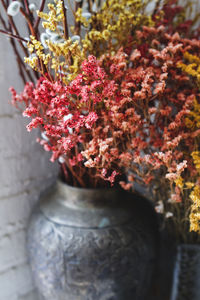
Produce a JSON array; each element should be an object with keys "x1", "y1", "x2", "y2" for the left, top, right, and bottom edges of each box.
[
  {"x1": 19, "y1": 289, "x2": 40, "y2": 300},
  {"x1": 0, "y1": 11, "x2": 58, "y2": 300}
]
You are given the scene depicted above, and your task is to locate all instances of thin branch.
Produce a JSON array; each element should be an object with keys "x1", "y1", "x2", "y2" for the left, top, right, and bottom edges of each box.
[
  {"x1": 7, "y1": 24, "x2": 36, "y2": 82},
  {"x1": 11, "y1": 40, "x2": 26, "y2": 84},
  {"x1": 61, "y1": 163, "x2": 70, "y2": 183},
  {"x1": 75, "y1": 0, "x2": 83, "y2": 35},
  {"x1": 62, "y1": 0, "x2": 68, "y2": 39},
  {"x1": 152, "y1": 0, "x2": 162, "y2": 17},
  {"x1": 24, "y1": 0, "x2": 31, "y2": 15},
  {"x1": 87, "y1": 0, "x2": 92, "y2": 12},
  {"x1": 0, "y1": 1, "x2": 39, "y2": 83},
  {"x1": 34, "y1": 0, "x2": 46, "y2": 31},
  {"x1": 23, "y1": 0, "x2": 34, "y2": 34},
  {"x1": 18, "y1": 7, "x2": 46, "y2": 78},
  {"x1": 19, "y1": 7, "x2": 36, "y2": 37},
  {"x1": 66, "y1": 159, "x2": 86, "y2": 187},
  {"x1": 0, "y1": 28, "x2": 27, "y2": 42},
  {"x1": 67, "y1": 0, "x2": 76, "y2": 18},
  {"x1": 0, "y1": 0, "x2": 29, "y2": 57},
  {"x1": 0, "y1": 10, "x2": 34, "y2": 82}
]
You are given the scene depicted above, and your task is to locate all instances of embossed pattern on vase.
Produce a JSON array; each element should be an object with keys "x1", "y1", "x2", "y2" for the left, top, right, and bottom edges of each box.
[{"x1": 27, "y1": 181, "x2": 157, "y2": 300}]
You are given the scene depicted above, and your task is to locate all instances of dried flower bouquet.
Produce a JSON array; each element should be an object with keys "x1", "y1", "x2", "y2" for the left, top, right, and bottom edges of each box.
[{"x1": 1, "y1": 0, "x2": 200, "y2": 237}]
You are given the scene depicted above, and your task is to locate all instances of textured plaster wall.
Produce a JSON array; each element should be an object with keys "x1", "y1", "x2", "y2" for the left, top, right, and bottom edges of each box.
[{"x1": 0, "y1": 35, "x2": 58, "y2": 299}]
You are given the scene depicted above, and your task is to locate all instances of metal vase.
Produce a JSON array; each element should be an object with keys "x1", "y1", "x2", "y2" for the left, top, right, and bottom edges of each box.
[{"x1": 27, "y1": 180, "x2": 158, "y2": 300}]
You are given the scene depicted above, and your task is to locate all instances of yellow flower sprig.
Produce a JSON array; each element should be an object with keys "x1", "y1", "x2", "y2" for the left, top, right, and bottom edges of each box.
[
  {"x1": 24, "y1": 0, "x2": 155, "y2": 82},
  {"x1": 25, "y1": 36, "x2": 51, "y2": 71},
  {"x1": 177, "y1": 51, "x2": 200, "y2": 233},
  {"x1": 178, "y1": 52, "x2": 200, "y2": 85},
  {"x1": 37, "y1": 0, "x2": 64, "y2": 32},
  {"x1": 190, "y1": 185, "x2": 200, "y2": 233},
  {"x1": 76, "y1": 0, "x2": 154, "y2": 56},
  {"x1": 191, "y1": 152, "x2": 200, "y2": 172}
]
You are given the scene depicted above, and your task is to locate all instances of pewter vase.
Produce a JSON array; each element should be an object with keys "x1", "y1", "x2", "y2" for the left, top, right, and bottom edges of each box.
[{"x1": 27, "y1": 180, "x2": 158, "y2": 300}]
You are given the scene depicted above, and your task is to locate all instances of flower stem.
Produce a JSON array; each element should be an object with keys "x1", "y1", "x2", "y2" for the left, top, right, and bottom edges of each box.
[
  {"x1": 0, "y1": 28, "x2": 27, "y2": 42},
  {"x1": 19, "y1": 8, "x2": 36, "y2": 37},
  {"x1": 34, "y1": 0, "x2": 46, "y2": 31},
  {"x1": 62, "y1": 0, "x2": 68, "y2": 39}
]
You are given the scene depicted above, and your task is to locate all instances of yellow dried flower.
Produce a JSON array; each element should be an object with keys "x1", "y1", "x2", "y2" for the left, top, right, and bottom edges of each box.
[
  {"x1": 189, "y1": 185, "x2": 200, "y2": 233},
  {"x1": 76, "y1": 0, "x2": 154, "y2": 57},
  {"x1": 178, "y1": 52, "x2": 200, "y2": 88},
  {"x1": 24, "y1": 55, "x2": 38, "y2": 70},
  {"x1": 25, "y1": 0, "x2": 155, "y2": 80},
  {"x1": 191, "y1": 151, "x2": 200, "y2": 172},
  {"x1": 185, "y1": 182, "x2": 195, "y2": 188},
  {"x1": 175, "y1": 176, "x2": 184, "y2": 189}
]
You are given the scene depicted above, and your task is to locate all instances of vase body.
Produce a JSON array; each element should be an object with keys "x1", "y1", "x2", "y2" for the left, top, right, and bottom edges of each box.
[{"x1": 27, "y1": 180, "x2": 158, "y2": 300}]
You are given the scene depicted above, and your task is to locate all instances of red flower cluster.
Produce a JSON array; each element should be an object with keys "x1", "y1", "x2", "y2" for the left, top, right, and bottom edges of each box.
[{"x1": 10, "y1": 2, "x2": 200, "y2": 197}]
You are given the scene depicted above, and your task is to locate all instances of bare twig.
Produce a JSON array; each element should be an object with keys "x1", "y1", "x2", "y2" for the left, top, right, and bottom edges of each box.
[
  {"x1": 66, "y1": 159, "x2": 86, "y2": 187},
  {"x1": 0, "y1": 28, "x2": 27, "y2": 42},
  {"x1": 23, "y1": 0, "x2": 34, "y2": 34},
  {"x1": 19, "y1": 7, "x2": 36, "y2": 37},
  {"x1": 0, "y1": 0, "x2": 29, "y2": 57},
  {"x1": 34, "y1": 0, "x2": 46, "y2": 31},
  {"x1": 18, "y1": 7, "x2": 47, "y2": 78},
  {"x1": 67, "y1": 0, "x2": 76, "y2": 18},
  {"x1": 7, "y1": 24, "x2": 36, "y2": 82},
  {"x1": 24, "y1": 0, "x2": 31, "y2": 16},
  {"x1": 62, "y1": 0, "x2": 69, "y2": 39},
  {"x1": 61, "y1": 163, "x2": 70, "y2": 183},
  {"x1": 75, "y1": 0, "x2": 83, "y2": 35},
  {"x1": 0, "y1": 7, "x2": 38, "y2": 82},
  {"x1": 11, "y1": 39, "x2": 27, "y2": 84},
  {"x1": 152, "y1": 0, "x2": 162, "y2": 17},
  {"x1": 87, "y1": 0, "x2": 93, "y2": 12}
]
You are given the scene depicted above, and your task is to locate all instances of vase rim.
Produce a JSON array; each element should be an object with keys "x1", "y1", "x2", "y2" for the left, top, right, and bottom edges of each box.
[
  {"x1": 57, "y1": 178, "x2": 119, "y2": 193},
  {"x1": 39, "y1": 178, "x2": 134, "y2": 228},
  {"x1": 55, "y1": 179, "x2": 121, "y2": 208}
]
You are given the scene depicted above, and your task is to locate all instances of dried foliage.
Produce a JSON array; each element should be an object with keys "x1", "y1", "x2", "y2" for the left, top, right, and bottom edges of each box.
[{"x1": 1, "y1": 0, "x2": 200, "y2": 238}]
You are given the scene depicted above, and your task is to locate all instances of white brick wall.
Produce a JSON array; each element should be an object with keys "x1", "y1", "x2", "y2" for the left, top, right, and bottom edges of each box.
[{"x1": 0, "y1": 31, "x2": 58, "y2": 299}]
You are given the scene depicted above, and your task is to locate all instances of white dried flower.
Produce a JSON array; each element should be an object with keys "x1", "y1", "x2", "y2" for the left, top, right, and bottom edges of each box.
[
  {"x1": 71, "y1": 35, "x2": 81, "y2": 43},
  {"x1": 29, "y1": 53, "x2": 37, "y2": 59},
  {"x1": 75, "y1": 0, "x2": 82, "y2": 2},
  {"x1": 29, "y1": 3, "x2": 36, "y2": 12},
  {"x1": 63, "y1": 114, "x2": 73, "y2": 122},
  {"x1": 22, "y1": 37, "x2": 30, "y2": 47},
  {"x1": 40, "y1": 32, "x2": 49, "y2": 49},
  {"x1": 63, "y1": 114, "x2": 73, "y2": 134},
  {"x1": 46, "y1": 28, "x2": 55, "y2": 36},
  {"x1": 150, "y1": 113, "x2": 156, "y2": 123},
  {"x1": 41, "y1": 131, "x2": 49, "y2": 142},
  {"x1": 46, "y1": 26, "x2": 63, "y2": 37},
  {"x1": 50, "y1": 34, "x2": 64, "y2": 44},
  {"x1": 155, "y1": 201, "x2": 164, "y2": 214},
  {"x1": 82, "y1": 12, "x2": 92, "y2": 20},
  {"x1": 7, "y1": 1, "x2": 21, "y2": 16},
  {"x1": 165, "y1": 212, "x2": 173, "y2": 218},
  {"x1": 57, "y1": 69, "x2": 69, "y2": 76},
  {"x1": 68, "y1": 127, "x2": 73, "y2": 134},
  {"x1": 167, "y1": 197, "x2": 176, "y2": 204},
  {"x1": 58, "y1": 156, "x2": 65, "y2": 164}
]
